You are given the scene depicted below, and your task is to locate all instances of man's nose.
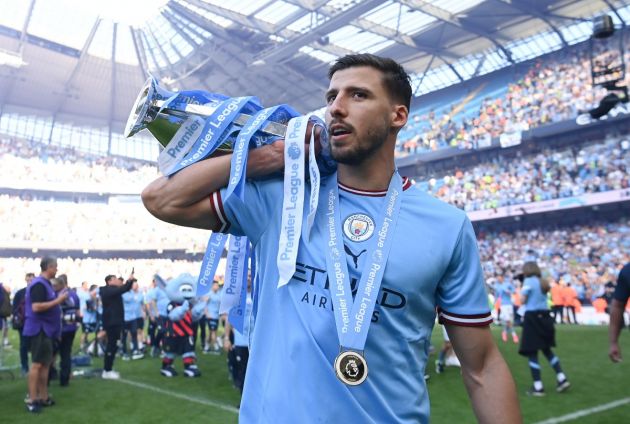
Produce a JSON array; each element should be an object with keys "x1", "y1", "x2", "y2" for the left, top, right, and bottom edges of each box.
[{"x1": 328, "y1": 95, "x2": 347, "y2": 118}]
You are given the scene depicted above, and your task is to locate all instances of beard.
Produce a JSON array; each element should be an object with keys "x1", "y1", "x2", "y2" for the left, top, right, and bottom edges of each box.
[{"x1": 331, "y1": 123, "x2": 390, "y2": 166}]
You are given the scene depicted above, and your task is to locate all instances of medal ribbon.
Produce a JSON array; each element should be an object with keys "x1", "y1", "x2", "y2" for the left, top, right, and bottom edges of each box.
[
  {"x1": 195, "y1": 232, "x2": 228, "y2": 298},
  {"x1": 224, "y1": 105, "x2": 300, "y2": 204},
  {"x1": 220, "y1": 235, "x2": 250, "y2": 332},
  {"x1": 324, "y1": 172, "x2": 403, "y2": 351},
  {"x1": 166, "y1": 96, "x2": 261, "y2": 176}
]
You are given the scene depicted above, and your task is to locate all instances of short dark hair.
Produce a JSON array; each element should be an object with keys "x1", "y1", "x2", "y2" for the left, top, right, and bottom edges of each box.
[
  {"x1": 105, "y1": 274, "x2": 117, "y2": 284},
  {"x1": 328, "y1": 53, "x2": 412, "y2": 110},
  {"x1": 40, "y1": 256, "x2": 57, "y2": 272},
  {"x1": 25, "y1": 272, "x2": 35, "y2": 279}
]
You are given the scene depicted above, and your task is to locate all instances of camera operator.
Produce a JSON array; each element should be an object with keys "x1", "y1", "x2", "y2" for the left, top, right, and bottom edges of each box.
[
  {"x1": 52, "y1": 274, "x2": 80, "y2": 387},
  {"x1": 99, "y1": 272, "x2": 134, "y2": 379}
]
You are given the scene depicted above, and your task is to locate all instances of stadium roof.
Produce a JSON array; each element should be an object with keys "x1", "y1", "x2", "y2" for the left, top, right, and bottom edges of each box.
[{"x1": 0, "y1": 0, "x2": 626, "y2": 129}]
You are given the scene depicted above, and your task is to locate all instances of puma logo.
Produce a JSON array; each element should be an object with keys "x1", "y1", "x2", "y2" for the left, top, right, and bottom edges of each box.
[{"x1": 344, "y1": 244, "x2": 367, "y2": 269}]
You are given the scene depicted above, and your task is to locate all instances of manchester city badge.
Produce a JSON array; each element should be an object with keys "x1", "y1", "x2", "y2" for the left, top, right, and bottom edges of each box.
[{"x1": 343, "y1": 213, "x2": 375, "y2": 242}]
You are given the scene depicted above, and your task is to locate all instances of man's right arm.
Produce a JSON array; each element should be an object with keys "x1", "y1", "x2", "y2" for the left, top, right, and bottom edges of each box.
[
  {"x1": 31, "y1": 284, "x2": 67, "y2": 313},
  {"x1": 142, "y1": 142, "x2": 285, "y2": 230}
]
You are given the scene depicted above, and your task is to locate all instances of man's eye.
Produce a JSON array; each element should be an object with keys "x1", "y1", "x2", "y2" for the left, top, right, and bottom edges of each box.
[
  {"x1": 326, "y1": 95, "x2": 336, "y2": 104},
  {"x1": 353, "y1": 92, "x2": 366, "y2": 99}
]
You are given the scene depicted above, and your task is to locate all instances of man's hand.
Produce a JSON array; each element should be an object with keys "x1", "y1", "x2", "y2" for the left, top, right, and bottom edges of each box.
[
  {"x1": 609, "y1": 342, "x2": 622, "y2": 362},
  {"x1": 223, "y1": 337, "x2": 232, "y2": 352},
  {"x1": 57, "y1": 291, "x2": 69, "y2": 303}
]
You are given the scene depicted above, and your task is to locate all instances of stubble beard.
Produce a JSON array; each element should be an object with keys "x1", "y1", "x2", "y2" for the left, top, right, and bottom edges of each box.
[{"x1": 331, "y1": 124, "x2": 390, "y2": 166}]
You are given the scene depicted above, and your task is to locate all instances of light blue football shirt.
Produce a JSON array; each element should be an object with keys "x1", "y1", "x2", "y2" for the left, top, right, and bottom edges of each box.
[
  {"x1": 206, "y1": 288, "x2": 222, "y2": 320},
  {"x1": 522, "y1": 276, "x2": 549, "y2": 311},
  {"x1": 494, "y1": 281, "x2": 514, "y2": 305},
  {"x1": 146, "y1": 287, "x2": 169, "y2": 317},
  {"x1": 213, "y1": 173, "x2": 491, "y2": 423},
  {"x1": 123, "y1": 291, "x2": 143, "y2": 322}
]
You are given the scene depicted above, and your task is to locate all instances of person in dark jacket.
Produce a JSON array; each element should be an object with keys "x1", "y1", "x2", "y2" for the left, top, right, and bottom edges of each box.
[
  {"x1": 12, "y1": 272, "x2": 35, "y2": 376},
  {"x1": 99, "y1": 273, "x2": 134, "y2": 379}
]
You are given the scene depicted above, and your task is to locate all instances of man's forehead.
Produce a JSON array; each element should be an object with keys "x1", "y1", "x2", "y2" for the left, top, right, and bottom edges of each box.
[{"x1": 328, "y1": 66, "x2": 384, "y2": 90}]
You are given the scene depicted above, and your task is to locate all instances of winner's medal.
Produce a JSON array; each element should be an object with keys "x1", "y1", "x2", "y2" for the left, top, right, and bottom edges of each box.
[
  {"x1": 334, "y1": 350, "x2": 368, "y2": 386},
  {"x1": 324, "y1": 172, "x2": 403, "y2": 386}
]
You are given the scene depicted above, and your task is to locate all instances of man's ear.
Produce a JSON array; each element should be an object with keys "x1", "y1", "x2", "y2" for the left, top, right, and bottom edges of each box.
[{"x1": 391, "y1": 104, "x2": 408, "y2": 131}]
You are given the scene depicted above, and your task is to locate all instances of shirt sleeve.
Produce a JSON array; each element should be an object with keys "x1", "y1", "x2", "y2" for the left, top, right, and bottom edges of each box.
[
  {"x1": 30, "y1": 283, "x2": 48, "y2": 303},
  {"x1": 521, "y1": 279, "x2": 532, "y2": 297},
  {"x1": 212, "y1": 178, "x2": 282, "y2": 243},
  {"x1": 436, "y1": 217, "x2": 492, "y2": 326},
  {"x1": 613, "y1": 264, "x2": 630, "y2": 303}
]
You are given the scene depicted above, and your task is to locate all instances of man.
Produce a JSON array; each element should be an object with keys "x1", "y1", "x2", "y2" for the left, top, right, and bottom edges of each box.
[
  {"x1": 609, "y1": 262, "x2": 629, "y2": 362},
  {"x1": 142, "y1": 54, "x2": 521, "y2": 422},
  {"x1": 12, "y1": 272, "x2": 34, "y2": 375},
  {"x1": 145, "y1": 276, "x2": 169, "y2": 357},
  {"x1": 122, "y1": 279, "x2": 144, "y2": 360},
  {"x1": 51, "y1": 275, "x2": 80, "y2": 387},
  {"x1": 99, "y1": 273, "x2": 133, "y2": 379},
  {"x1": 223, "y1": 278, "x2": 253, "y2": 396},
  {"x1": 550, "y1": 279, "x2": 564, "y2": 324},
  {"x1": 23, "y1": 257, "x2": 67, "y2": 413},
  {"x1": 495, "y1": 274, "x2": 519, "y2": 343},
  {"x1": 562, "y1": 282, "x2": 579, "y2": 324},
  {"x1": 204, "y1": 281, "x2": 222, "y2": 354},
  {"x1": 80, "y1": 284, "x2": 100, "y2": 354},
  {"x1": 76, "y1": 281, "x2": 90, "y2": 348}
]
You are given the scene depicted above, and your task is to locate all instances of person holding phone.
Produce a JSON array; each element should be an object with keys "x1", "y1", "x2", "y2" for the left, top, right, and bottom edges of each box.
[{"x1": 99, "y1": 271, "x2": 134, "y2": 380}]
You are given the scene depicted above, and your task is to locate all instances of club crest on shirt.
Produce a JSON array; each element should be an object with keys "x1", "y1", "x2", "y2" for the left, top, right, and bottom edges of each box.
[{"x1": 343, "y1": 213, "x2": 375, "y2": 242}]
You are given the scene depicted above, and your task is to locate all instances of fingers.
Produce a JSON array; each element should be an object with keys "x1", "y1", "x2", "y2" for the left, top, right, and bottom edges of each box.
[{"x1": 609, "y1": 352, "x2": 622, "y2": 363}]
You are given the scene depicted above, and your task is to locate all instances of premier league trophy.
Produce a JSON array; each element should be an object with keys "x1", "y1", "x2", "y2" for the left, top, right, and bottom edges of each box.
[{"x1": 124, "y1": 77, "x2": 335, "y2": 176}]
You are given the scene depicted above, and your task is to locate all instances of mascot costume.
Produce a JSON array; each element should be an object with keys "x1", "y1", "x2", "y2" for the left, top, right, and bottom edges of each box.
[{"x1": 155, "y1": 273, "x2": 205, "y2": 377}]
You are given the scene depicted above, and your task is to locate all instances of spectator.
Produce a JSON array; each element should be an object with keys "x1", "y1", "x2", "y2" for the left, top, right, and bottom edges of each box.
[{"x1": 12, "y1": 272, "x2": 35, "y2": 375}]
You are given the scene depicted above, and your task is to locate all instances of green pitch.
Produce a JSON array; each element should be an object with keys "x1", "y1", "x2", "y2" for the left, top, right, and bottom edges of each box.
[{"x1": 1, "y1": 325, "x2": 628, "y2": 423}]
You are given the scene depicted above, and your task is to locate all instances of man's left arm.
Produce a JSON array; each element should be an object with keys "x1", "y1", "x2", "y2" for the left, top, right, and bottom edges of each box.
[{"x1": 447, "y1": 324, "x2": 522, "y2": 424}]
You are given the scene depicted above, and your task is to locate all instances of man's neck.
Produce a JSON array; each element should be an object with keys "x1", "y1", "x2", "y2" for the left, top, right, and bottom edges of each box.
[{"x1": 337, "y1": 159, "x2": 396, "y2": 192}]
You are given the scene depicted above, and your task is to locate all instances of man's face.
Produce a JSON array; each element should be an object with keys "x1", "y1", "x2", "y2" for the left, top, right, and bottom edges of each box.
[
  {"x1": 47, "y1": 262, "x2": 58, "y2": 278},
  {"x1": 325, "y1": 66, "x2": 398, "y2": 165}
]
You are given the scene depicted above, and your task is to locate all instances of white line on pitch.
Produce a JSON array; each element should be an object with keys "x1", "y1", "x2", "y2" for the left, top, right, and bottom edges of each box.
[
  {"x1": 533, "y1": 397, "x2": 630, "y2": 424},
  {"x1": 116, "y1": 378, "x2": 239, "y2": 414}
]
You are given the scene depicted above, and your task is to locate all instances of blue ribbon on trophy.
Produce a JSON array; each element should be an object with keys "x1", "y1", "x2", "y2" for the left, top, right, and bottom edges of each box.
[{"x1": 125, "y1": 77, "x2": 336, "y2": 331}]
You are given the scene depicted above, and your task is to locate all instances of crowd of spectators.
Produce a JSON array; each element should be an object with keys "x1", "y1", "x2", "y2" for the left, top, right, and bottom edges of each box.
[
  {"x1": 417, "y1": 136, "x2": 630, "y2": 212},
  {"x1": 0, "y1": 195, "x2": 210, "y2": 251},
  {"x1": 479, "y1": 218, "x2": 630, "y2": 305},
  {"x1": 0, "y1": 257, "x2": 211, "y2": 294},
  {"x1": 0, "y1": 136, "x2": 156, "y2": 193},
  {"x1": 397, "y1": 43, "x2": 618, "y2": 155}
]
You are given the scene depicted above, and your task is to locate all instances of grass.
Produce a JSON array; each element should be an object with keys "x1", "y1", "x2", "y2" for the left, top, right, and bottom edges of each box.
[{"x1": 1, "y1": 325, "x2": 629, "y2": 423}]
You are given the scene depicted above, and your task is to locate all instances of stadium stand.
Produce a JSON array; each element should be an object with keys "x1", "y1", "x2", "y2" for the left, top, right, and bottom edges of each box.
[{"x1": 396, "y1": 37, "x2": 626, "y2": 156}]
